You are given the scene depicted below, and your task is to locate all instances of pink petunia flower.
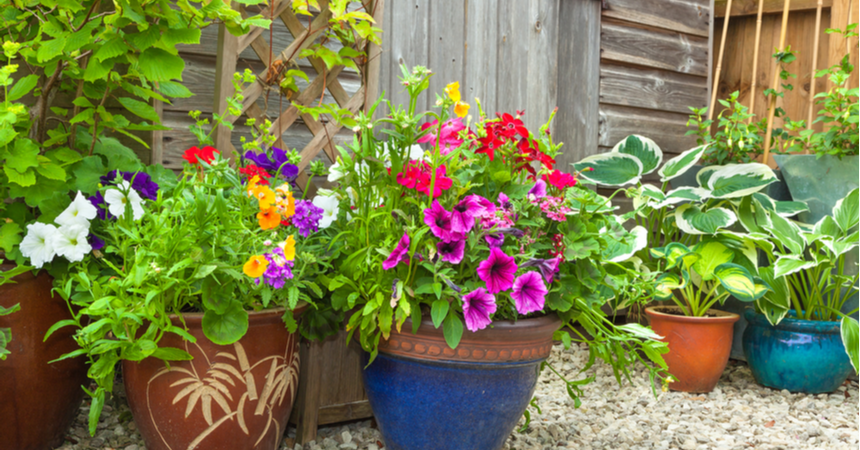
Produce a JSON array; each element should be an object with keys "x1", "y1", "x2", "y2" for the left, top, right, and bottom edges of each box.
[
  {"x1": 520, "y1": 257, "x2": 561, "y2": 284},
  {"x1": 477, "y1": 247, "x2": 518, "y2": 294},
  {"x1": 528, "y1": 179, "x2": 547, "y2": 202},
  {"x1": 417, "y1": 118, "x2": 465, "y2": 155},
  {"x1": 461, "y1": 288, "x2": 497, "y2": 332},
  {"x1": 382, "y1": 232, "x2": 410, "y2": 270},
  {"x1": 437, "y1": 239, "x2": 465, "y2": 264},
  {"x1": 511, "y1": 271, "x2": 548, "y2": 314},
  {"x1": 451, "y1": 195, "x2": 484, "y2": 234},
  {"x1": 423, "y1": 200, "x2": 462, "y2": 242}
]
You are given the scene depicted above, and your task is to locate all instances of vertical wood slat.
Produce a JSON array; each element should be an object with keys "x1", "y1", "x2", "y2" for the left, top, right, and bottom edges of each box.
[
  {"x1": 364, "y1": 0, "x2": 385, "y2": 116},
  {"x1": 386, "y1": 0, "x2": 431, "y2": 112},
  {"x1": 427, "y1": 0, "x2": 467, "y2": 112},
  {"x1": 555, "y1": 0, "x2": 601, "y2": 166},
  {"x1": 464, "y1": 0, "x2": 499, "y2": 116},
  {"x1": 828, "y1": 0, "x2": 859, "y2": 89},
  {"x1": 526, "y1": 0, "x2": 560, "y2": 132},
  {"x1": 495, "y1": 1, "x2": 531, "y2": 117},
  {"x1": 213, "y1": 22, "x2": 240, "y2": 155}
]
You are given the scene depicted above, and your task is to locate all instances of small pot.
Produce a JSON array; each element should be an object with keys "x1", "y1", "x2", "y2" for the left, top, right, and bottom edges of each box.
[
  {"x1": 645, "y1": 306, "x2": 738, "y2": 393},
  {"x1": 123, "y1": 306, "x2": 306, "y2": 450},
  {"x1": 361, "y1": 314, "x2": 561, "y2": 450},
  {"x1": 0, "y1": 267, "x2": 89, "y2": 450},
  {"x1": 743, "y1": 309, "x2": 853, "y2": 393}
]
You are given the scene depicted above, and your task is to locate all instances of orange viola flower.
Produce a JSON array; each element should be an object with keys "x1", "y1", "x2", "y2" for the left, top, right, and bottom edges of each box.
[
  {"x1": 454, "y1": 101, "x2": 470, "y2": 118},
  {"x1": 278, "y1": 190, "x2": 296, "y2": 219},
  {"x1": 247, "y1": 175, "x2": 261, "y2": 196},
  {"x1": 243, "y1": 255, "x2": 268, "y2": 278},
  {"x1": 281, "y1": 235, "x2": 296, "y2": 261},
  {"x1": 257, "y1": 207, "x2": 281, "y2": 230},
  {"x1": 252, "y1": 185, "x2": 276, "y2": 210}
]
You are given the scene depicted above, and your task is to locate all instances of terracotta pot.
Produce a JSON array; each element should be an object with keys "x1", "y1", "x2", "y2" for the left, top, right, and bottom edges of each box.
[
  {"x1": 645, "y1": 306, "x2": 739, "y2": 393},
  {"x1": 362, "y1": 314, "x2": 561, "y2": 450},
  {"x1": 0, "y1": 267, "x2": 88, "y2": 450},
  {"x1": 123, "y1": 306, "x2": 306, "y2": 450}
]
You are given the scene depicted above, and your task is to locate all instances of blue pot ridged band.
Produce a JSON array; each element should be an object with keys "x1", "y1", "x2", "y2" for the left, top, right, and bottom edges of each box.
[
  {"x1": 361, "y1": 351, "x2": 545, "y2": 450},
  {"x1": 742, "y1": 309, "x2": 853, "y2": 394}
]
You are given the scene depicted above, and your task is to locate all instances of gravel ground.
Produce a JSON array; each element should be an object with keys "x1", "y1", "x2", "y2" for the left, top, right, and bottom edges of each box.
[{"x1": 56, "y1": 344, "x2": 859, "y2": 450}]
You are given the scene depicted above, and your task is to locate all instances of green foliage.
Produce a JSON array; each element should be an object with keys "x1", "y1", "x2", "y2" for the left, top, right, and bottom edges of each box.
[{"x1": 686, "y1": 92, "x2": 773, "y2": 165}]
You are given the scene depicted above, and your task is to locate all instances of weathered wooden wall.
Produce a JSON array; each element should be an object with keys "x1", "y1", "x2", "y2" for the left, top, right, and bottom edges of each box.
[{"x1": 711, "y1": 0, "x2": 858, "y2": 140}]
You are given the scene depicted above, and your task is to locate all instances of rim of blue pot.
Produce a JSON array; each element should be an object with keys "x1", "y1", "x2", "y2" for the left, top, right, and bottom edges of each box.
[{"x1": 745, "y1": 309, "x2": 841, "y2": 334}]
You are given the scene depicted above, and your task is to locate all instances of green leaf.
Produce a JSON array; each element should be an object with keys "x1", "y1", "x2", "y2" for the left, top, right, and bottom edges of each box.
[
  {"x1": 653, "y1": 272, "x2": 685, "y2": 300},
  {"x1": 129, "y1": 26, "x2": 162, "y2": 51},
  {"x1": 756, "y1": 266, "x2": 790, "y2": 325},
  {"x1": 841, "y1": 317, "x2": 858, "y2": 374},
  {"x1": 675, "y1": 204, "x2": 737, "y2": 235},
  {"x1": 72, "y1": 156, "x2": 107, "y2": 194},
  {"x1": 37, "y1": 38, "x2": 66, "y2": 62},
  {"x1": 602, "y1": 225, "x2": 647, "y2": 263},
  {"x1": 94, "y1": 38, "x2": 129, "y2": 62},
  {"x1": 122, "y1": 339, "x2": 158, "y2": 361},
  {"x1": 7, "y1": 74, "x2": 38, "y2": 102},
  {"x1": 714, "y1": 263, "x2": 770, "y2": 302},
  {"x1": 573, "y1": 152, "x2": 643, "y2": 186},
  {"x1": 442, "y1": 311, "x2": 464, "y2": 349},
  {"x1": 658, "y1": 144, "x2": 708, "y2": 182},
  {"x1": 36, "y1": 162, "x2": 66, "y2": 181},
  {"x1": 157, "y1": 81, "x2": 194, "y2": 98},
  {"x1": 773, "y1": 255, "x2": 816, "y2": 278},
  {"x1": 84, "y1": 58, "x2": 113, "y2": 81},
  {"x1": 139, "y1": 48, "x2": 185, "y2": 82},
  {"x1": 431, "y1": 299, "x2": 449, "y2": 328},
  {"x1": 612, "y1": 135, "x2": 663, "y2": 175},
  {"x1": 833, "y1": 188, "x2": 858, "y2": 233},
  {"x1": 37, "y1": 191, "x2": 72, "y2": 224},
  {"x1": 45, "y1": 147, "x2": 83, "y2": 165},
  {"x1": 7, "y1": 138, "x2": 40, "y2": 172},
  {"x1": 692, "y1": 240, "x2": 734, "y2": 281},
  {"x1": 708, "y1": 163, "x2": 778, "y2": 198},
  {"x1": 202, "y1": 301, "x2": 249, "y2": 345},
  {"x1": 0, "y1": 222, "x2": 22, "y2": 254},
  {"x1": 3, "y1": 166, "x2": 35, "y2": 187},
  {"x1": 151, "y1": 347, "x2": 194, "y2": 361},
  {"x1": 162, "y1": 28, "x2": 202, "y2": 46},
  {"x1": 93, "y1": 137, "x2": 143, "y2": 171},
  {"x1": 116, "y1": 97, "x2": 160, "y2": 122},
  {"x1": 765, "y1": 213, "x2": 806, "y2": 255}
]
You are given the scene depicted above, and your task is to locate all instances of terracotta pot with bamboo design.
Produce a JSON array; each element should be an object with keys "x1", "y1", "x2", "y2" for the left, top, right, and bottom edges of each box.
[
  {"x1": 0, "y1": 267, "x2": 89, "y2": 450},
  {"x1": 123, "y1": 306, "x2": 306, "y2": 450}
]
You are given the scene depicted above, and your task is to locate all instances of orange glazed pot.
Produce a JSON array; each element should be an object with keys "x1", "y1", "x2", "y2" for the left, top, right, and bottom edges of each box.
[
  {"x1": 123, "y1": 305, "x2": 306, "y2": 450},
  {"x1": 0, "y1": 267, "x2": 89, "y2": 450},
  {"x1": 645, "y1": 306, "x2": 739, "y2": 393}
]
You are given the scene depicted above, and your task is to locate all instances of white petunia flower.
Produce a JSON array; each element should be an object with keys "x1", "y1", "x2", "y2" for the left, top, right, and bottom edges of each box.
[
  {"x1": 55, "y1": 191, "x2": 98, "y2": 228},
  {"x1": 52, "y1": 225, "x2": 91, "y2": 263},
  {"x1": 312, "y1": 195, "x2": 340, "y2": 229},
  {"x1": 104, "y1": 181, "x2": 144, "y2": 220},
  {"x1": 327, "y1": 159, "x2": 346, "y2": 182},
  {"x1": 19, "y1": 223, "x2": 58, "y2": 268},
  {"x1": 382, "y1": 143, "x2": 426, "y2": 168}
]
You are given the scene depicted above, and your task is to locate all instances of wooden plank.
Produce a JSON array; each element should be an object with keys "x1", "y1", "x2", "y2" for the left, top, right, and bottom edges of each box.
[
  {"x1": 495, "y1": 1, "x2": 531, "y2": 116},
  {"x1": 601, "y1": 19, "x2": 711, "y2": 77},
  {"x1": 427, "y1": 0, "x2": 467, "y2": 111},
  {"x1": 269, "y1": 66, "x2": 346, "y2": 139},
  {"x1": 378, "y1": 0, "x2": 394, "y2": 115},
  {"x1": 715, "y1": 0, "x2": 832, "y2": 16},
  {"x1": 317, "y1": 401, "x2": 374, "y2": 426},
  {"x1": 555, "y1": 0, "x2": 601, "y2": 164},
  {"x1": 526, "y1": 0, "x2": 560, "y2": 132},
  {"x1": 598, "y1": 104, "x2": 698, "y2": 154},
  {"x1": 829, "y1": 0, "x2": 859, "y2": 89},
  {"x1": 386, "y1": 0, "x2": 430, "y2": 111},
  {"x1": 292, "y1": 340, "x2": 324, "y2": 445},
  {"x1": 464, "y1": 0, "x2": 499, "y2": 116},
  {"x1": 296, "y1": 86, "x2": 367, "y2": 171},
  {"x1": 603, "y1": 0, "x2": 711, "y2": 38},
  {"x1": 363, "y1": 0, "x2": 385, "y2": 116},
  {"x1": 707, "y1": 0, "x2": 715, "y2": 111},
  {"x1": 213, "y1": 22, "x2": 241, "y2": 154},
  {"x1": 599, "y1": 63, "x2": 708, "y2": 114}
]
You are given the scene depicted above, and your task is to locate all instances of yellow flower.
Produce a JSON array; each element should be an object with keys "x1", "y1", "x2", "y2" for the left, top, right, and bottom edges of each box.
[
  {"x1": 281, "y1": 235, "x2": 296, "y2": 261},
  {"x1": 253, "y1": 185, "x2": 276, "y2": 210},
  {"x1": 247, "y1": 175, "x2": 261, "y2": 196},
  {"x1": 257, "y1": 207, "x2": 281, "y2": 230},
  {"x1": 243, "y1": 255, "x2": 268, "y2": 278},
  {"x1": 444, "y1": 81, "x2": 461, "y2": 103},
  {"x1": 277, "y1": 189, "x2": 296, "y2": 219},
  {"x1": 454, "y1": 101, "x2": 470, "y2": 118}
]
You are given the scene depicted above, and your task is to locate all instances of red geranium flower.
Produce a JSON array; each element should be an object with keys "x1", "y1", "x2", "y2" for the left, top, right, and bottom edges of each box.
[
  {"x1": 543, "y1": 170, "x2": 577, "y2": 190},
  {"x1": 396, "y1": 161, "x2": 453, "y2": 198},
  {"x1": 239, "y1": 164, "x2": 272, "y2": 185},
  {"x1": 183, "y1": 146, "x2": 220, "y2": 164}
]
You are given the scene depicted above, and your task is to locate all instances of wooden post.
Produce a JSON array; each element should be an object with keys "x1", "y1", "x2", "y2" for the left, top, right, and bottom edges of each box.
[
  {"x1": 363, "y1": 0, "x2": 385, "y2": 117},
  {"x1": 708, "y1": 0, "x2": 733, "y2": 120},
  {"x1": 762, "y1": 0, "x2": 791, "y2": 164},
  {"x1": 747, "y1": 0, "x2": 766, "y2": 123},
  {"x1": 213, "y1": 22, "x2": 240, "y2": 158},
  {"x1": 804, "y1": 0, "x2": 824, "y2": 153}
]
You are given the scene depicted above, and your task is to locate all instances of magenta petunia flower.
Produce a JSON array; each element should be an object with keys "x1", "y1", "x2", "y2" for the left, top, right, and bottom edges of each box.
[
  {"x1": 382, "y1": 232, "x2": 411, "y2": 270},
  {"x1": 451, "y1": 195, "x2": 484, "y2": 233},
  {"x1": 417, "y1": 118, "x2": 466, "y2": 155},
  {"x1": 461, "y1": 288, "x2": 497, "y2": 332},
  {"x1": 477, "y1": 247, "x2": 518, "y2": 294},
  {"x1": 528, "y1": 179, "x2": 547, "y2": 202},
  {"x1": 520, "y1": 257, "x2": 561, "y2": 284},
  {"x1": 424, "y1": 200, "x2": 462, "y2": 242},
  {"x1": 437, "y1": 239, "x2": 465, "y2": 264},
  {"x1": 484, "y1": 232, "x2": 504, "y2": 248},
  {"x1": 511, "y1": 271, "x2": 548, "y2": 314},
  {"x1": 498, "y1": 192, "x2": 512, "y2": 211}
]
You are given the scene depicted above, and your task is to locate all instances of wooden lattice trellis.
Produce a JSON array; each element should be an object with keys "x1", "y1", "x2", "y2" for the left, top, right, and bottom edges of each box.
[{"x1": 212, "y1": 0, "x2": 384, "y2": 193}]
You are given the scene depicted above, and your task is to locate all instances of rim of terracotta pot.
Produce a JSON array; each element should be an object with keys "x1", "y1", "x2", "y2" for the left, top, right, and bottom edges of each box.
[
  {"x1": 645, "y1": 306, "x2": 739, "y2": 324},
  {"x1": 167, "y1": 302, "x2": 308, "y2": 326},
  {"x1": 745, "y1": 309, "x2": 841, "y2": 334},
  {"x1": 375, "y1": 313, "x2": 562, "y2": 363}
]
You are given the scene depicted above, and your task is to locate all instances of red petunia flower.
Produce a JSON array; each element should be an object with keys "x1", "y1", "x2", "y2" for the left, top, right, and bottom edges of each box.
[
  {"x1": 183, "y1": 146, "x2": 220, "y2": 164},
  {"x1": 239, "y1": 164, "x2": 272, "y2": 185}
]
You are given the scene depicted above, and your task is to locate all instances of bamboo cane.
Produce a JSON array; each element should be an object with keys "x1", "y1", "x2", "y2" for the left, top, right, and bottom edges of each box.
[
  {"x1": 747, "y1": 0, "x2": 766, "y2": 123},
  {"x1": 804, "y1": 0, "x2": 824, "y2": 154},
  {"x1": 708, "y1": 0, "x2": 734, "y2": 121},
  {"x1": 762, "y1": 0, "x2": 792, "y2": 164}
]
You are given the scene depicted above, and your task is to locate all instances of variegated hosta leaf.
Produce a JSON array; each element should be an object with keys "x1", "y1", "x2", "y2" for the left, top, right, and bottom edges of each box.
[
  {"x1": 822, "y1": 231, "x2": 860, "y2": 258},
  {"x1": 573, "y1": 152, "x2": 644, "y2": 187},
  {"x1": 752, "y1": 192, "x2": 809, "y2": 218},
  {"x1": 765, "y1": 213, "x2": 806, "y2": 255},
  {"x1": 833, "y1": 188, "x2": 859, "y2": 233},
  {"x1": 718, "y1": 230, "x2": 775, "y2": 254},
  {"x1": 676, "y1": 204, "x2": 737, "y2": 235},
  {"x1": 714, "y1": 263, "x2": 771, "y2": 302},
  {"x1": 841, "y1": 317, "x2": 859, "y2": 374},
  {"x1": 692, "y1": 240, "x2": 735, "y2": 281},
  {"x1": 696, "y1": 164, "x2": 733, "y2": 189},
  {"x1": 612, "y1": 134, "x2": 663, "y2": 176},
  {"x1": 813, "y1": 215, "x2": 842, "y2": 239},
  {"x1": 658, "y1": 144, "x2": 708, "y2": 182},
  {"x1": 654, "y1": 272, "x2": 686, "y2": 300},
  {"x1": 604, "y1": 225, "x2": 648, "y2": 263},
  {"x1": 660, "y1": 242, "x2": 699, "y2": 270},
  {"x1": 708, "y1": 163, "x2": 778, "y2": 199},
  {"x1": 773, "y1": 254, "x2": 817, "y2": 278},
  {"x1": 654, "y1": 186, "x2": 710, "y2": 209},
  {"x1": 756, "y1": 266, "x2": 790, "y2": 325}
]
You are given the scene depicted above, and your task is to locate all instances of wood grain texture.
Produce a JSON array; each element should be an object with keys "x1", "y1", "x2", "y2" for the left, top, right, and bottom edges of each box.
[
  {"x1": 427, "y1": 0, "x2": 466, "y2": 111},
  {"x1": 385, "y1": 0, "x2": 430, "y2": 112},
  {"x1": 716, "y1": 0, "x2": 832, "y2": 16},
  {"x1": 213, "y1": 23, "x2": 240, "y2": 152},
  {"x1": 526, "y1": 0, "x2": 560, "y2": 131},
  {"x1": 603, "y1": 0, "x2": 711, "y2": 37},
  {"x1": 601, "y1": 19, "x2": 711, "y2": 77},
  {"x1": 600, "y1": 63, "x2": 708, "y2": 114},
  {"x1": 495, "y1": 1, "x2": 531, "y2": 116},
  {"x1": 464, "y1": 0, "x2": 500, "y2": 114},
  {"x1": 828, "y1": 0, "x2": 859, "y2": 89},
  {"x1": 598, "y1": 104, "x2": 697, "y2": 154}
]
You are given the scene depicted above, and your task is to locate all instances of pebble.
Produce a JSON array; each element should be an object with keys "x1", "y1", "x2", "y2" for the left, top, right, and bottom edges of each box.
[{"x1": 53, "y1": 344, "x2": 858, "y2": 450}]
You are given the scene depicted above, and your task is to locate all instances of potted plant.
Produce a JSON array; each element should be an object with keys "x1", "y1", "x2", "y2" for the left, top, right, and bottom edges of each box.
[
  {"x1": 317, "y1": 67, "x2": 670, "y2": 450},
  {"x1": 738, "y1": 189, "x2": 859, "y2": 393}
]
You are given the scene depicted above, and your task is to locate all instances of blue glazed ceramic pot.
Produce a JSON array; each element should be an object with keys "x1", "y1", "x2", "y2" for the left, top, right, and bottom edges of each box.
[
  {"x1": 742, "y1": 309, "x2": 853, "y2": 393},
  {"x1": 361, "y1": 315, "x2": 561, "y2": 450}
]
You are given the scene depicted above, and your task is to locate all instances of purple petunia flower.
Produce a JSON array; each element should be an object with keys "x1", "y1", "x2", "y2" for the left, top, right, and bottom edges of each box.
[
  {"x1": 88, "y1": 192, "x2": 109, "y2": 220},
  {"x1": 382, "y1": 233, "x2": 411, "y2": 270},
  {"x1": 498, "y1": 192, "x2": 512, "y2": 211},
  {"x1": 528, "y1": 179, "x2": 547, "y2": 202},
  {"x1": 484, "y1": 232, "x2": 504, "y2": 248},
  {"x1": 477, "y1": 247, "x2": 518, "y2": 294},
  {"x1": 101, "y1": 170, "x2": 159, "y2": 201},
  {"x1": 293, "y1": 200, "x2": 323, "y2": 237},
  {"x1": 423, "y1": 200, "x2": 462, "y2": 242},
  {"x1": 520, "y1": 257, "x2": 561, "y2": 284},
  {"x1": 511, "y1": 271, "x2": 547, "y2": 314},
  {"x1": 450, "y1": 196, "x2": 484, "y2": 234},
  {"x1": 461, "y1": 288, "x2": 497, "y2": 332},
  {"x1": 244, "y1": 147, "x2": 299, "y2": 180},
  {"x1": 436, "y1": 239, "x2": 465, "y2": 264},
  {"x1": 263, "y1": 247, "x2": 294, "y2": 289},
  {"x1": 88, "y1": 234, "x2": 105, "y2": 251}
]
